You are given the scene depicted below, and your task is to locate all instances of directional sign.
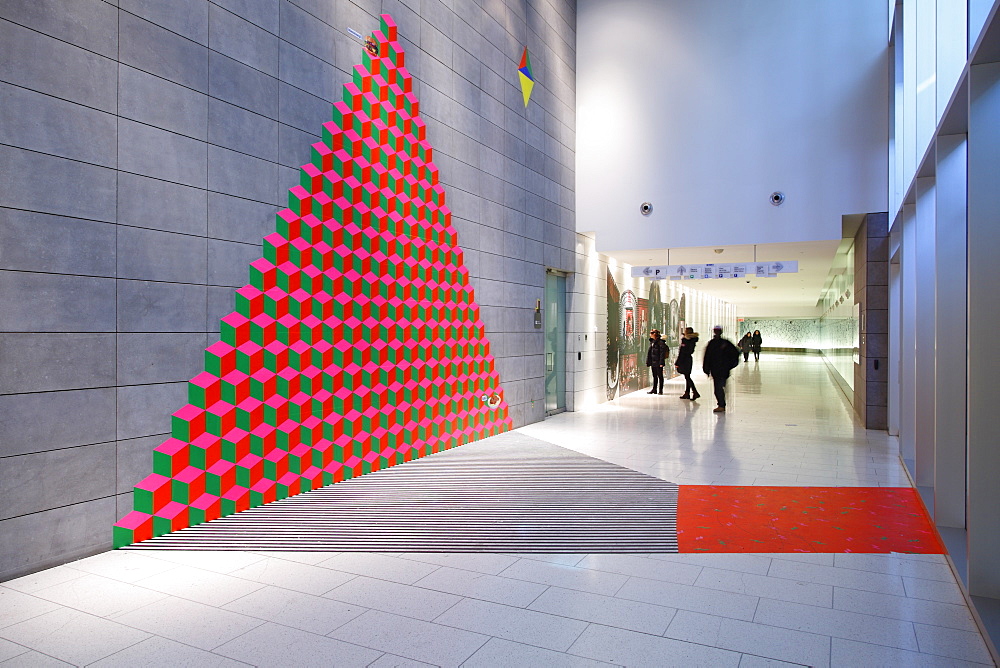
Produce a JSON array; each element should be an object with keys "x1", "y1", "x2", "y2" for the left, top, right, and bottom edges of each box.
[{"x1": 632, "y1": 261, "x2": 797, "y2": 279}]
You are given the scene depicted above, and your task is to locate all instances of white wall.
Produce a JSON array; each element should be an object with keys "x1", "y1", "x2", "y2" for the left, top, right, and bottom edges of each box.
[{"x1": 577, "y1": 0, "x2": 889, "y2": 252}]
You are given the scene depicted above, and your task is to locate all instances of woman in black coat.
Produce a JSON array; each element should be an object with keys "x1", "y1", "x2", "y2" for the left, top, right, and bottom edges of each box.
[
  {"x1": 645, "y1": 329, "x2": 668, "y2": 395},
  {"x1": 675, "y1": 327, "x2": 700, "y2": 400},
  {"x1": 738, "y1": 332, "x2": 752, "y2": 362},
  {"x1": 751, "y1": 330, "x2": 762, "y2": 361}
]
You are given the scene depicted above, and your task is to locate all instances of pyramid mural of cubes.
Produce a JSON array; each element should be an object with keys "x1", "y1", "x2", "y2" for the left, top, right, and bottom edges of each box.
[{"x1": 113, "y1": 14, "x2": 512, "y2": 547}]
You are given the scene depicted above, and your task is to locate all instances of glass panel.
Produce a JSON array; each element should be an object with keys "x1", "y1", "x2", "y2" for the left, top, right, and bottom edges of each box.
[{"x1": 544, "y1": 273, "x2": 566, "y2": 413}]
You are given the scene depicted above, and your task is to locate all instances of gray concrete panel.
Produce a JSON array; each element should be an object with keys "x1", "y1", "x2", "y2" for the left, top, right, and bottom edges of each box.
[
  {"x1": 278, "y1": 122, "x2": 318, "y2": 169},
  {"x1": 278, "y1": 0, "x2": 336, "y2": 64},
  {"x1": 208, "y1": 98, "x2": 279, "y2": 162},
  {"x1": 0, "y1": 146, "x2": 116, "y2": 222},
  {"x1": 117, "y1": 173, "x2": 208, "y2": 236},
  {"x1": 284, "y1": 0, "x2": 335, "y2": 25},
  {"x1": 0, "y1": 271, "x2": 115, "y2": 333},
  {"x1": 118, "y1": 119, "x2": 209, "y2": 188},
  {"x1": 0, "y1": 83, "x2": 117, "y2": 168},
  {"x1": 117, "y1": 226, "x2": 208, "y2": 284},
  {"x1": 120, "y1": 0, "x2": 209, "y2": 44},
  {"x1": 209, "y1": 51, "x2": 279, "y2": 119},
  {"x1": 208, "y1": 239, "x2": 261, "y2": 287},
  {"x1": 117, "y1": 332, "x2": 207, "y2": 386},
  {"x1": 0, "y1": 209, "x2": 116, "y2": 278},
  {"x1": 0, "y1": 19, "x2": 117, "y2": 112},
  {"x1": 119, "y1": 11, "x2": 208, "y2": 92},
  {"x1": 209, "y1": 3, "x2": 278, "y2": 76},
  {"x1": 0, "y1": 0, "x2": 119, "y2": 58},
  {"x1": 207, "y1": 192, "x2": 275, "y2": 244},
  {"x1": 277, "y1": 81, "x2": 331, "y2": 134},
  {"x1": 214, "y1": 0, "x2": 280, "y2": 33},
  {"x1": 116, "y1": 382, "x2": 187, "y2": 440},
  {"x1": 119, "y1": 65, "x2": 209, "y2": 140},
  {"x1": 278, "y1": 40, "x2": 338, "y2": 102},
  {"x1": 0, "y1": 496, "x2": 116, "y2": 581},
  {"x1": 0, "y1": 388, "x2": 116, "y2": 457},
  {"x1": 0, "y1": 333, "x2": 116, "y2": 395},
  {"x1": 0, "y1": 442, "x2": 116, "y2": 521},
  {"x1": 116, "y1": 279, "x2": 207, "y2": 332},
  {"x1": 116, "y1": 434, "x2": 167, "y2": 494},
  {"x1": 208, "y1": 145, "x2": 277, "y2": 202}
]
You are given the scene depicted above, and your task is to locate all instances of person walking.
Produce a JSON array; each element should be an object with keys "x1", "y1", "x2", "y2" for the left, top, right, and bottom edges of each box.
[
  {"x1": 738, "y1": 332, "x2": 752, "y2": 363},
  {"x1": 703, "y1": 325, "x2": 739, "y2": 412},
  {"x1": 751, "y1": 330, "x2": 762, "y2": 362},
  {"x1": 675, "y1": 327, "x2": 700, "y2": 400},
  {"x1": 645, "y1": 329, "x2": 668, "y2": 395}
]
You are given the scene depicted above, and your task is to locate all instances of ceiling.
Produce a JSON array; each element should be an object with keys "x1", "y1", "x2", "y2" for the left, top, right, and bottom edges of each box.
[{"x1": 607, "y1": 239, "x2": 841, "y2": 317}]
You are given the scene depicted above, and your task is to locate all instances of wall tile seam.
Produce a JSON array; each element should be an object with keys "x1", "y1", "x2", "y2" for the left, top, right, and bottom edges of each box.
[
  {"x1": 0, "y1": 79, "x2": 122, "y2": 126},
  {"x1": 0, "y1": 492, "x2": 125, "y2": 523},
  {"x1": 2, "y1": 436, "x2": 121, "y2": 460},
  {"x1": 440, "y1": 183, "x2": 572, "y2": 218},
  {"x1": 0, "y1": 16, "x2": 120, "y2": 67},
  {"x1": 0, "y1": 268, "x2": 255, "y2": 292}
]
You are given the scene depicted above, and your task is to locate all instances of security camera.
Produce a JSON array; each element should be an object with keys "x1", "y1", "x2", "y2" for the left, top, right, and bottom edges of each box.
[
  {"x1": 746, "y1": 280, "x2": 751, "y2": 284},
  {"x1": 770, "y1": 191, "x2": 785, "y2": 206},
  {"x1": 640, "y1": 202, "x2": 653, "y2": 215}
]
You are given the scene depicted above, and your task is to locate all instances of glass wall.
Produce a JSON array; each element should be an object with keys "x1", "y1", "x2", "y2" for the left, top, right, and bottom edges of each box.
[{"x1": 818, "y1": 242, "x2": 857, "y2": 391}]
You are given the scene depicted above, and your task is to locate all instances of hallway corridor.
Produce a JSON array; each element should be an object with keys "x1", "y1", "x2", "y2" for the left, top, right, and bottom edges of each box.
[{"x1": 0, "y1": 357, "x2": 993, "y2": 666}]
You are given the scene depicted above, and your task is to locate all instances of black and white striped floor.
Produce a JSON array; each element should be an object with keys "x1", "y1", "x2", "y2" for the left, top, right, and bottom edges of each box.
[{"x1": 125, "y1": 431, "x2": 680, "y2": 553}]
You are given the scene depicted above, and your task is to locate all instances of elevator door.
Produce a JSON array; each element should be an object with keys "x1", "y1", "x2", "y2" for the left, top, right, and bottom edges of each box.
[{"x1": 544, "y1": 272, "x2": 566, "y2": 414}]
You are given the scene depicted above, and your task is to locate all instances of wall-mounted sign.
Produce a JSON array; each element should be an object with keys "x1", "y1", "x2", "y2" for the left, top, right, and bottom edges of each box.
[{"x1": 632, "y1": 261, "x2": 797, "y2": 280}]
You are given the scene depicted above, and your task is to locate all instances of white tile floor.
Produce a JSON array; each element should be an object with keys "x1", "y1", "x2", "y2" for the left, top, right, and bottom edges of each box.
[{"x1": 0, "y1": 356, "x2": 995, "y2": 666}]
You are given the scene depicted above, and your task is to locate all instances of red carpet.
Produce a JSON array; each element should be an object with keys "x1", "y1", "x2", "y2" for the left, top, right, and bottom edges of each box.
[{"x1": 677, "y1": 486, "x2": 945, "y2": 554}]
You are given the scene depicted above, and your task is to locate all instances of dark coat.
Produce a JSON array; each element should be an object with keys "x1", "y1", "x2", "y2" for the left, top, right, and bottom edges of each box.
[
  {"x1": 674, "y1": 335, "x2": 698, "y2": 375},
  {"x1": 751, "y1": 332, "x2": 762, "y2": 353},
  {"x1": 645, "y1": 338, "x2": 668, "y2": 367},
  {"x1": 703, "y1": 335, "x2": 738, "y2": 378},
  {"x1": 738, "y1": 334, "x2": 752, "y2": 350}
]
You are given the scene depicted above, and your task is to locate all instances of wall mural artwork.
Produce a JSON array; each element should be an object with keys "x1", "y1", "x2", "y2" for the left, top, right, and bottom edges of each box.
[
  {"x1": 606, "y1": 269, "x2": 621, "y2": 401},
  {"x1": 113, "y1": 15, "x2": 512, "y2": 547},
  {"x1": 605, "y1": 272, "x2": 656, "y2": 400}
]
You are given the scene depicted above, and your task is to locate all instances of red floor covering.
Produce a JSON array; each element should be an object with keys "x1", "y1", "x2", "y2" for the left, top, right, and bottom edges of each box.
[{"x1": 677, "y1": 486, "x2": 945, "y2": 554}]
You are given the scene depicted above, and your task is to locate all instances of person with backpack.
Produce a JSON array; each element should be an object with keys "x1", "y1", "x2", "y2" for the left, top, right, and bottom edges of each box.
[{"x1": 703, "y1": 325, "x2": 739, "y2": 412}]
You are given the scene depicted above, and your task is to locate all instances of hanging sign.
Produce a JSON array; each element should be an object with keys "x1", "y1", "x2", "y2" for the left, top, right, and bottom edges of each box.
[{"x1": 633, "y1": 261, "x2": 797, "y2": 279}]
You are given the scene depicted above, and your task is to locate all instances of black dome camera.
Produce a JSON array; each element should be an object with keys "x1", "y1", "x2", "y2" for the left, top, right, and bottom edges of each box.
[
  {"x1": 770, "y1": 191, "x2": 785, "y2": 206},
  {"x1": 640, "y1": 202, "x2": 653, "y2": 215}
]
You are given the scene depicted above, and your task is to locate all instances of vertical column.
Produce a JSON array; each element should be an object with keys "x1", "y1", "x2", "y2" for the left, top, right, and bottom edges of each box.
[
  {"x1": 864, "y1": 213, "x2": 890, "y2": 430},
  {"x1": 933, "y1": 135, "x2": 967, "y2": 528},
  {"x1": 899, "y1": 204, "x2": 918, "y2": 466},
  {"x1": 967, "y1": 62, "x2": 1000, "y2": 597},
  {"x1": 914, "y1": 178, "x2": 936, "y2": 486}
]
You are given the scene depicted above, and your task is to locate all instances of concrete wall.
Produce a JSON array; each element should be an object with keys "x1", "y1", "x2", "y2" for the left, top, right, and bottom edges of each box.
[
  {"x1": 853, "y1": 212, "x2": 889, "y2": 430},
  {"x1": 0, "y1": 0, "x2": 576, "y2": 580},
  {"x1": 576, "y1": 0, "x2": 888, "y2": 252}
]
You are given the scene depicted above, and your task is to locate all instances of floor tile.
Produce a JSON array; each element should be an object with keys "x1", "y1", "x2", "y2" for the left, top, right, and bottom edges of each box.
[
  {"x1": 88, "y1": 635, "x2": 251, "y2": 667},
  {"x1": 393, "y1": 552, "x2": 519, "y2": 576},
  {"x1": 324, "y1": 575, "x2": 461, "y2": 621},
  {"x1": 249, "y1": 551, "x2": 336, "y2": 565},
  {"x1": 328, "y1": 610, "x2": 488, "y2": 668},
  {"x1": 737, "y1": 654, "x2": 808, "y2": 667},
  {"x1": 136, "y1": 550, "x2": 266, "y2": 574},
  {"x1": 214, "y1": 621, "x2": 382, "y2": 667},
  {"x1": 645, "y1": 553, "x2": 772, "y2": 576},
  {"x1": 0, "y1": 589, "x2": 60, "y2": 630},
  {"x1": 832, "y1": 553, "x2": 954, "y2": 582},
  {"x1": 1, "y1": 567, "x2": 86, "y2": 594},
  {"x1": 222, "y1": 585, "x2": 367, "y2": 635},
  {"x1": 695, "y1": 567, "x2": 833, "y2": 607},
  {"x1": 30, "y1": 573, "x2": 166, "y2": 618},
  {"x1": 367, "y1": 654, "x2": 435, "y2": 667},
  {"x1": 664, "y1": 610, "x2": 831, "y2": 667},
  {"x1": 833, "y1": 587, "x2": 977, "y2": 630},
  {"x1": 413, "y1": 566, "x2": 548, "y2": 608},
  {"x1": 527, "y1": 586, "x2": 677, "y2": 635},
  {"x1": 134, "y1": 565, "x2": 266, "y2": 607},
  {"x1": 912, "y1": 622, "x2": 995, "y2": 664},
  {"x1": 497, "y1": 558, "x2": 628, "y2": 596},
  {"x1": 831, "y1": 637, "x2": 992, "y2": 667},
  {"x1": 0, "y1": 638, "x2": 29, "y2": 662},
  {"x1": 228, "y1": 557, "x2": 356, "y2": 595},
  {"x1": 575, "y1": 553, "x2": 702, "y2": 585},
  {"x1": 615, "y1": 576, "x2": 759, "y2": 621},
  {"x1": 111, "y1": 596, "x2": 265, "y2": 650},
  {"x1": 435, "y1": 597, "x2": 588, "y2": 652},
  {"x1": 902, "y1": 576, "x2": 968, "y2": 605},
  {"x1": 0, "y1": 607, "x2": 149, "y2": 666},
  {"x1": 0, "y1": 650, "x2": 73, "y2": 666},
  {"x1": 766, "y1": 559, "x2": 906, "y2": 596},
  {"x1": 567, "y1": 623, "x2": 742, "y2": 667},
  {"x1": 65, "y1": 550, "x2": 178, "y2": 584},
  {"x1": 316, "y1": 553, "x2": 439, "y2": 585},
  {"x1": 753, "y1": 598, "x2": 918, "y2": 650},
  {"x1": 503, "y1": 553, "x2": 588, "y2": 567},
  {"x1": 461, "y1": 637, "x2": 613, "y2": 667}
]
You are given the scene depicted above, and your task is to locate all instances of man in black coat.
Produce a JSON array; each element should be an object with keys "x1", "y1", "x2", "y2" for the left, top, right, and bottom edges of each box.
[
  {"x1": 702, "y1": 325, "x2": 739, "y2": 412},
  {"x1": 645, "y1": 329, "x2": 668, "y2": 395}
]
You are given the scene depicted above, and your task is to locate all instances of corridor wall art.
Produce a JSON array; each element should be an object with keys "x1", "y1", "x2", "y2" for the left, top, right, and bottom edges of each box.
[{"x1": 113, "y1": 15, "x2": 512, "y2": 547}]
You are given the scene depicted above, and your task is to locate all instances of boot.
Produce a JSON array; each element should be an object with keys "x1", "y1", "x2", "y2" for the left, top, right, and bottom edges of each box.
[
  {"x1": 680, "y1": 393, "x2": 690, "y2": 399},
  {"x1": 690, "y1": 391, "x2": 700, "y2": 400}
]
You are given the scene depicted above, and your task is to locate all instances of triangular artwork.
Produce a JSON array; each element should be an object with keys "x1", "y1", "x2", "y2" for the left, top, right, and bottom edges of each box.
[
  {"x1": 518, "y1": 47, "x2": 534, "y2": 107},
  {"x1": 113, "y1": 14, "x2": 512, "y2": 547}
]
